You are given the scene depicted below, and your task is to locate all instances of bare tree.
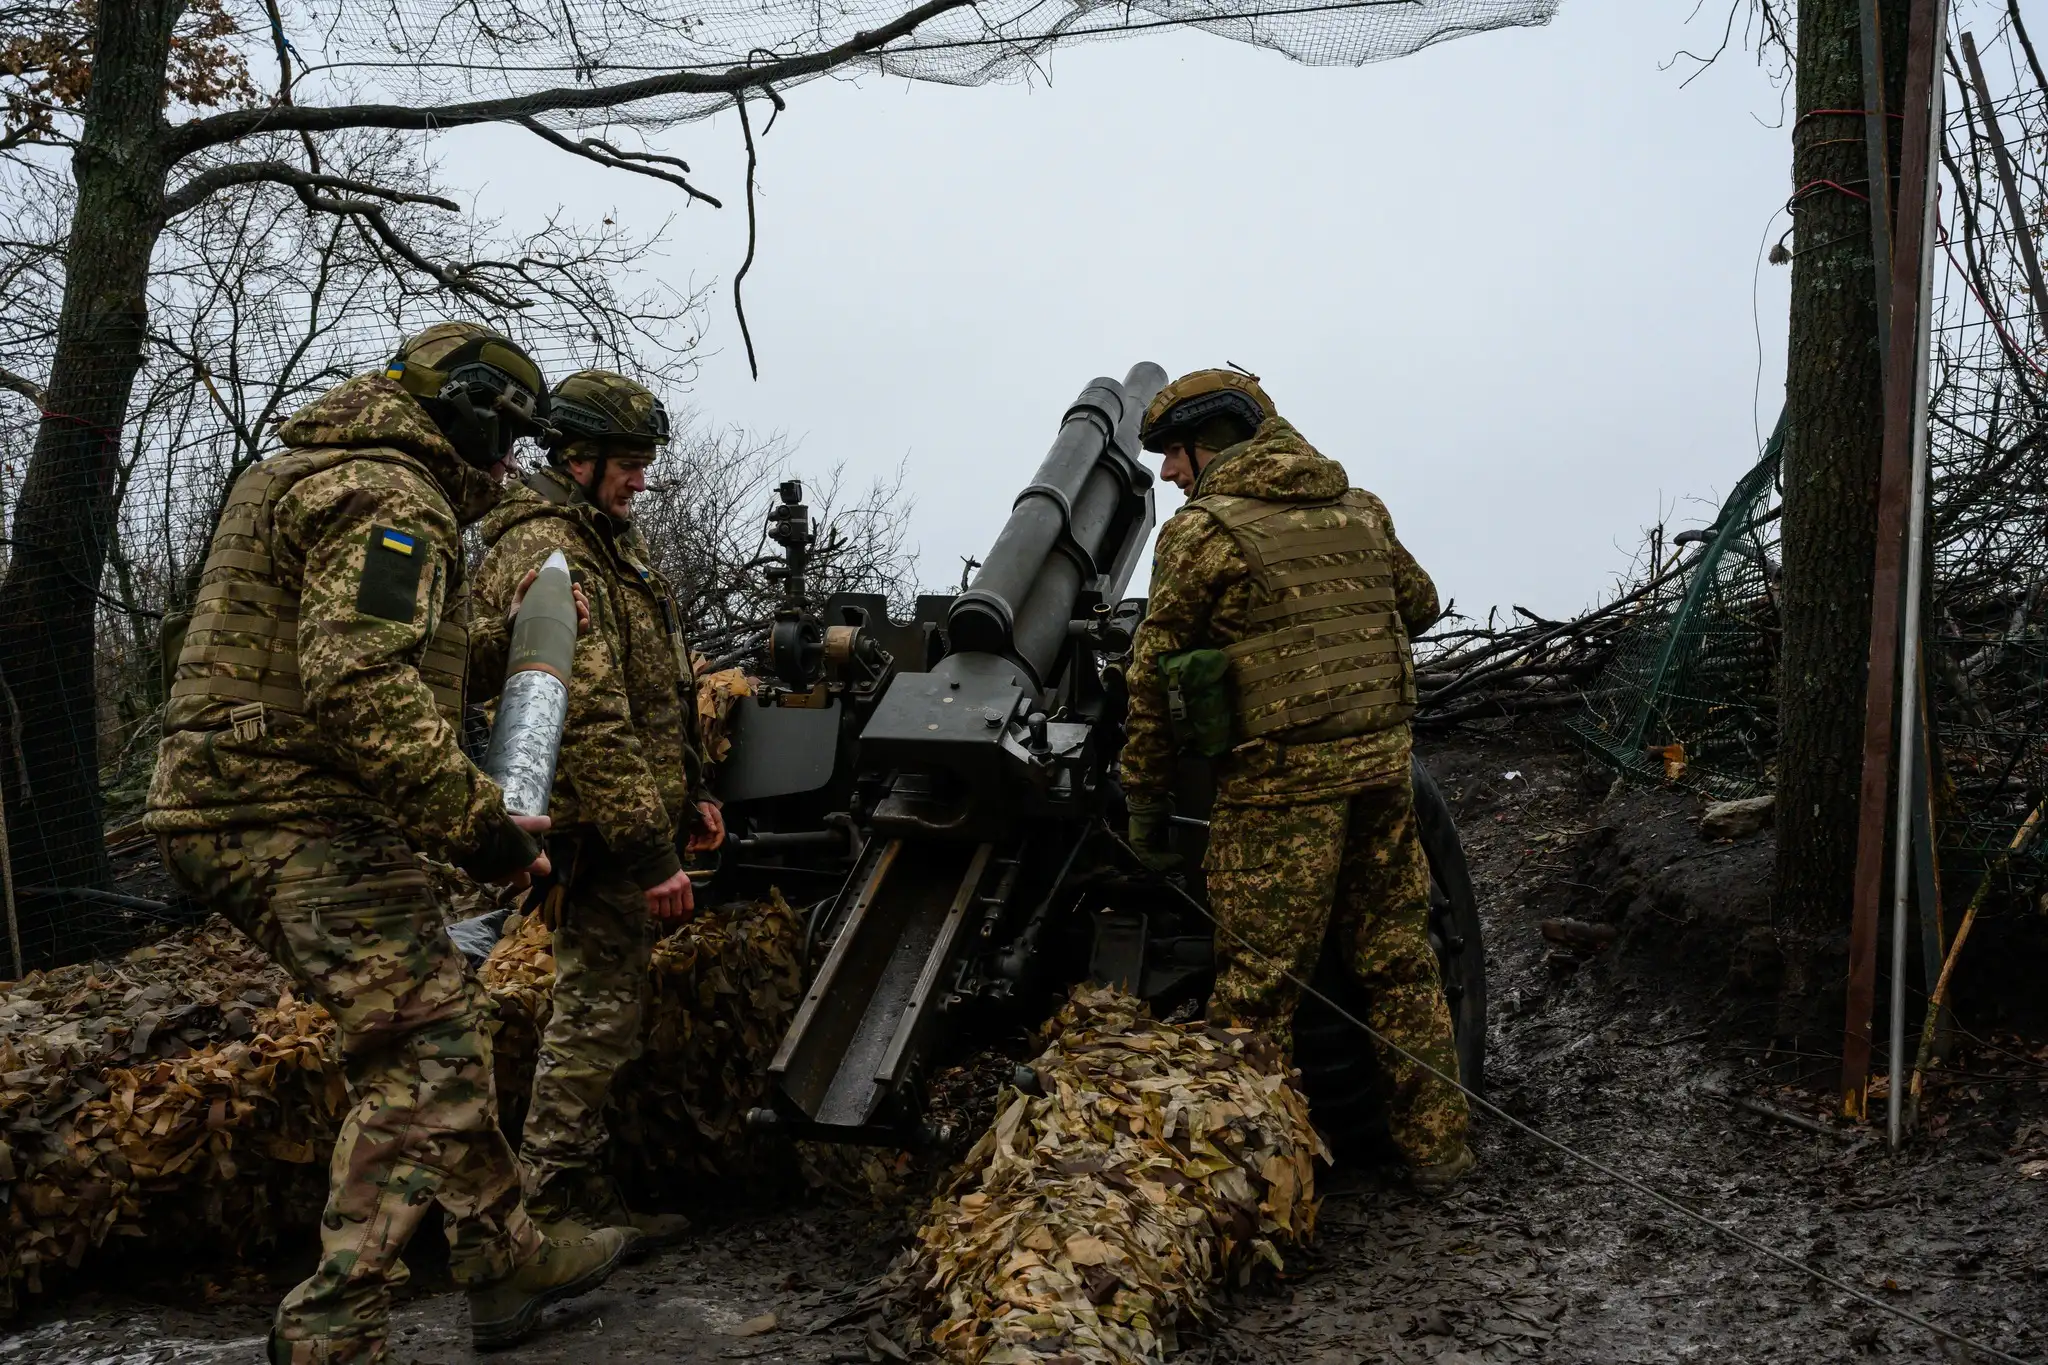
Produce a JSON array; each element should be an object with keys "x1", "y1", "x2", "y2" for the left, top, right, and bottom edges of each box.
[
  {"x1": 627, "y1": 433, "x2": 918, "y2": 670},
  {"x1": 0, "y1": 109, "x2": 699, "y2": 957}
]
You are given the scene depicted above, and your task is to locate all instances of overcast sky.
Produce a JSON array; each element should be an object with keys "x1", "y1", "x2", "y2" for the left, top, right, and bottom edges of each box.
[{"x1": 459, "y1": 0, "x2": 1794, "y2": 624}]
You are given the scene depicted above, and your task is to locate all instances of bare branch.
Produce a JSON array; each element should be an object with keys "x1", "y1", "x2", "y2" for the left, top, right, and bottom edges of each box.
[
  {"x1": 164, "y1": 0, "x2": 973, "y2": 161},
  {"x1": 515, "y1": 118, "x2": 722, "y2": 208},
  {"x1": 164, "y1": 160, "x2": 460, "y2": 221},
  {"x1": 734, "y1": 93, "x2": 761, "y2": 380},
  {"x1": 0, "y1": 365, "x2": 45, "y2": 406},
  {"x1": 295, "y1": 187, "x2": 526, "y2": 310}
]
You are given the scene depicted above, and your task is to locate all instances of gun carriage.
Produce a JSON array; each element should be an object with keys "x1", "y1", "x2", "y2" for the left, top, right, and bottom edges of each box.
[{"x1": 709, "y1": 364, "x2": 1485, "y2": 1148}]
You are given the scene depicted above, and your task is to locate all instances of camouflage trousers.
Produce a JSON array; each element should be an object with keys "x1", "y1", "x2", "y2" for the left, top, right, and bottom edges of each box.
[
  {"x1": 1203, "y1": 778, "x2": 1470, "y2": 1166},
  {"x1": 519, "y1": 834, "x2": 655, "y2": 1196},
  {"x1": 160, "y1": 821, "x2": 540, "y2": 1364}
]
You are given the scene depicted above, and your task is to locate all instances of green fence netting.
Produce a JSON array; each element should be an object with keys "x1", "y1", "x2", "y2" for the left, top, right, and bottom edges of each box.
[{"x1": 1568, "y1": 423, "x2": 1783, "y2": 801}]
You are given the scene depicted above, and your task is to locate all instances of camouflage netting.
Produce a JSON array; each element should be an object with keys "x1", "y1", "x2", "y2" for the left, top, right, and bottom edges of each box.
[
  {"x1": 293, "y1": 0, "x2": 1561, "y2": 129},
  {"x1": 912, "y1": 987, "x2": 1322, "y2": 1364},
  {"x1": 481, "y1": 891, "x2": 897, "y2": 1202},
  {"x1": 0, "y1": 920, "x2": 337, "y2": 1312},
  {"x1": 0, "y1": 890, "x2": 844, "y2": 1312}
]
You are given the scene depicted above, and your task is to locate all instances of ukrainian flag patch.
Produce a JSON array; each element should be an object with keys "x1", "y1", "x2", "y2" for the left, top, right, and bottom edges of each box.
[
  {"x1": 358, "y1": 525, "x2": 425, "y2": 622},
  {"x1": 384, "y1": 360, "x2": 406, "y2": 381}
]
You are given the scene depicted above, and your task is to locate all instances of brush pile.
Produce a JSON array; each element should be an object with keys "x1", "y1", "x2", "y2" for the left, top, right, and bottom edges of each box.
[
  {"x1": 1413, "y1": 565, "x2": 1689, "y2": 729},
  {"x1": 912, "y1": 987, "x2": 1322, "y2": 1364}
]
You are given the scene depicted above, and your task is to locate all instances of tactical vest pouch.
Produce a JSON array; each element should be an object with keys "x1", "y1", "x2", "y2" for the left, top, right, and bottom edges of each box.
[
  {"x1": 159, "y1": 609, "x2": 192, "y2": 702},
  {"x1": 1160, "y1": 648, "x2": 1235, "y2": 759}
]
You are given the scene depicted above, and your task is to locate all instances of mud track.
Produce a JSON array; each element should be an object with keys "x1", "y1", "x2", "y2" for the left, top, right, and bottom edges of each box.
[{"x1": 11, "y1": 727, "x2": 2047, "y2": 1364}]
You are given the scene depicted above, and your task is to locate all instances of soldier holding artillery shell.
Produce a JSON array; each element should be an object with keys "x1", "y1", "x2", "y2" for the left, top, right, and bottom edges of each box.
[
  {"x1": 475, "y1": 369, "x2": 722, "y2": 1249},
  {"x1": 146, "y1": 323, "x2": 628, "y2": 1363}
]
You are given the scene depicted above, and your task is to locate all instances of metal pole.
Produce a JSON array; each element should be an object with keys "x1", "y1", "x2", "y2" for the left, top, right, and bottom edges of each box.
[
  {"x1": 1888, "y1": 51, "x2": 1944, "y2": 1149},
  {"x1": 1912, "y1": 714, "x2": 1950, "y2": 1063},
  {"x1": 1845, "y1": 0, "x2": 1946, "y2": 1120},
  {"x1": 0, "y1": 776, "x2": 22, "y2": 980}
]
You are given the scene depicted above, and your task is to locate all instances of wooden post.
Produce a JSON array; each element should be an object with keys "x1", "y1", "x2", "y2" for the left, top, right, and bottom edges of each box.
[
  {"x1": 1843, "y1": 0, "x2": 1946, "y2": 1120},
  {"x1": 1961, "y1": 31, "x2": 2048, "y2": 329}
]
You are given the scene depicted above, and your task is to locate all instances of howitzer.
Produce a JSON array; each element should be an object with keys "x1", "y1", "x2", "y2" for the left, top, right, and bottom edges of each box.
[{"x1": 711, "y1": 364, "x2": 1485, "y2": 1147}]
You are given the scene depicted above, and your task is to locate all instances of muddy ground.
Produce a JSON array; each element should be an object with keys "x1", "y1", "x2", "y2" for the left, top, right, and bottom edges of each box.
[{"x1": 10, "y1": 725, "x2": 2048, "y2": 1364}]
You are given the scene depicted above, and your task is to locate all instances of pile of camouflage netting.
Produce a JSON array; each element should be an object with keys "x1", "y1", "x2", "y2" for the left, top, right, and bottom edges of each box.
[
  {"x1": 0, "y1": 917, "x2": 335, "y2": 1311},
  {"x1": 911, "y1": 987, "x2": 1323, "y2": 1363},
  {"x1": 0, "y1": 885, "x2": 825, "y2": 1312},
  {"x1": 481, "y1": 894, "x2": 898, "y2": 1202}
]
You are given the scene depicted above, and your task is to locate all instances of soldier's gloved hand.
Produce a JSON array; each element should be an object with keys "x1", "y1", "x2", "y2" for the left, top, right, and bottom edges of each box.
[
  {"x1": 1125, "y1": 798, "x2": 1181, "y2": 874},
  {"x1": 646, "y1": 867, "x2": 695, "y2": 922},
  {"x1": 509, "y1": 566, "x2": 593, "y2": 637},
  {"x1": 685, "y1": 799, "x2": 725, "y2": 854},
  {"x1": 491, "y1": 814, "x2": 553, "y2": 891}
]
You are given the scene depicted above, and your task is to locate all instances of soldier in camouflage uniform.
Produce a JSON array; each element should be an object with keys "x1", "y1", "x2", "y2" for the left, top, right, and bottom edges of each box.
[
  {"x1": 1119, "y1": 369, "x2": 1473, "y2": 1188},
  {"x1": 475, "y1": 370, "x2": 720, "y2": 1246},
  {"x1": 145, "y1": 324, "x2": 628, "y2": 1362}
]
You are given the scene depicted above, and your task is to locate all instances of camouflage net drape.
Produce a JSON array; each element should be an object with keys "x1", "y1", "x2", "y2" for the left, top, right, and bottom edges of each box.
[{"x1": 294, "y1": 0, "x2": 1560, "y2": 127}]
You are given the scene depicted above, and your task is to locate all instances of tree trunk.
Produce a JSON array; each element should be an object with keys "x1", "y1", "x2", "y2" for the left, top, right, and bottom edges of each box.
[
  {"x1": 0, "y1": 0, "x2": 177, "y2": 966},
  {"x1": 1773, "y1": 0, "x2": 1908, "y2": 1038}
]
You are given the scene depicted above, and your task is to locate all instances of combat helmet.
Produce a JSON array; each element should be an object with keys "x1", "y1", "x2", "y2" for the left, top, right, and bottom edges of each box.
[
  {"x1": 1139, "y1": 368, "x2": 1277, "y2": 453},
  {"x1": 543, "y1": 370, "x2": 672, "y2": 455},
  {"x1": 386, "y1": 321, "x2": 551, "y2": 469}
]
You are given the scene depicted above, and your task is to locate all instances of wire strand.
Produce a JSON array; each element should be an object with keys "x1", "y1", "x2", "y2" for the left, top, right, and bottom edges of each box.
[{"x1": 1102, "y1": 829, "x2": 2038, "y2": 1365}]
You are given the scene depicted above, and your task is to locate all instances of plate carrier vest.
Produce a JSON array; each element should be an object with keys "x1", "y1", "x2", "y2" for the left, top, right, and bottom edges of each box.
[
  {"x1": 162, "y1": 446, "x2": 469, "y2": 742},
  {"x1": 1186, "y1": 488, "x2": 1415, "y2": 742}
]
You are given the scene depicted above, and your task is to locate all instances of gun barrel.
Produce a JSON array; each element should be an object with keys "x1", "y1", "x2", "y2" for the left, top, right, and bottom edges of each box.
[{"x1": 948, "y1": 362, "x2": 1166, "y2": 685}]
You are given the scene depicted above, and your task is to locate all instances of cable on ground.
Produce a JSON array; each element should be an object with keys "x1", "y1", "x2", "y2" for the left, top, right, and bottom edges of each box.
[{"x1": 1103, "y1": 828, "x2": 2036, "y2": 1365}]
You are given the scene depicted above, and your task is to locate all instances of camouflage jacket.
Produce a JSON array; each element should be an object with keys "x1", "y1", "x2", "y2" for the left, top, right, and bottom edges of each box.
[
  {"x1": 1121, "y1": 417, "x2": 1440, "y2": 808},
  {"x1": 145, "y1": 375, "x2": 538, "y2": 880},
  {"x1": 474, "y1": 465, "x2": 711, "y2": 889}
]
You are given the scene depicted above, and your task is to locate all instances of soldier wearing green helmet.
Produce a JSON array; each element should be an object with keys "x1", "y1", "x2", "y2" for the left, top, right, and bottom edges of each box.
[
  {"x1": 146, "y1": 322, "x2": 629, "y2": 1362},
  {"x1": 1120, "y1": 367, "x2": 1474, "y2": 1191},
  {"x1": 475, "y1": 369, "x2": 718, "y2": 1249}
]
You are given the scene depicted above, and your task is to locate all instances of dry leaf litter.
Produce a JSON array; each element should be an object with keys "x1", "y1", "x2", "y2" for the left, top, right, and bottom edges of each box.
[
  {"x1": 914, "y1": 986, "x2": 1323, "y2": 1364},
  {"x1": 694, "y1": 666, "x2": 755, "y2": 764}
]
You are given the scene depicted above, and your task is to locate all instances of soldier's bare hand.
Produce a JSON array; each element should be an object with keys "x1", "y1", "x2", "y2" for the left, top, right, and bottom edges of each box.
[
  {"x1": 507, "y1": 571, "x2": 592, "y2": 638},
  {"x1": 685, "y1": 800, "x2": 725, "y2": 854},
  {"x1": 507, "y1": 567, "x2": 539, "y2": 624},
  {"x1": 646, "y1": 867, "x2": 695, "y2": 922}
]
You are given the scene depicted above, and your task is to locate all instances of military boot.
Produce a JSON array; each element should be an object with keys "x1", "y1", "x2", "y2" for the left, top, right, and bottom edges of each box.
[
  {"x1": 531, "y1": 1167, "x2": 690, "y2": 1262},
  {"x1": 467, "y1": 1226, "x2": 629, "y2": 1350},
  {"x1": 1407, "y1": 1143, "x2": 1477, "y2": 1195}
]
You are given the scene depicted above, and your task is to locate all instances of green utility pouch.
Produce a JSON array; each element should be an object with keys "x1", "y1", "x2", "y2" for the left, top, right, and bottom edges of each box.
[
  {"x1": 1160, "y1": 648, "x2": 1234, "y2": 759},
  {"x1": 158, "y1": 608, "x2": 192, "y2": 701}
]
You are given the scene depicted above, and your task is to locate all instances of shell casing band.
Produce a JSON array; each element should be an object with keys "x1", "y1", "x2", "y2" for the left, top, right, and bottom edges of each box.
[{"x1": 484, "y1": 669, "x2": 570, "y2": 818}]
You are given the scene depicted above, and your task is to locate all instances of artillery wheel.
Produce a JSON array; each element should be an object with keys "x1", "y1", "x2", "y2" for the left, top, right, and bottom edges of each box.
[{"x1": 1293, "y1": 755, "x2": 1486, "y2": 1152}]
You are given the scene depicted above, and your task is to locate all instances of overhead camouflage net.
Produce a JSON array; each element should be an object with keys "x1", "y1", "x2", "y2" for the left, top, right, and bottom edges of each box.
[{"x1": 291, "y1": 0, "x2": 1561, "y2": 128}]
